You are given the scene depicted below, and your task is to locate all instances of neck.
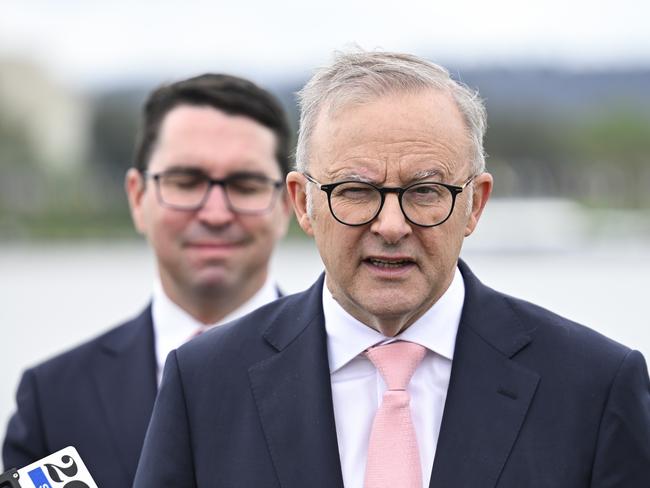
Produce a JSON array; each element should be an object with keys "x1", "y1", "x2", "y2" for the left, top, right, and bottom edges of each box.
[{"x1": 159, "y1": 272, "x2": 267, "y2": 325}]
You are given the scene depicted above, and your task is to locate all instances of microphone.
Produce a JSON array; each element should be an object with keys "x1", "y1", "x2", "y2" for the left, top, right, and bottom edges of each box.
[{"x1": 0, "y1": 446, "x2": 98, "y2": 488}]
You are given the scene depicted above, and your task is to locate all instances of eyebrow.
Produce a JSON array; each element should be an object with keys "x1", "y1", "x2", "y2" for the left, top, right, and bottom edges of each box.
[
  {"x1": 228, "y1": 170, "x2": 281, "y2": 181},
  {"x1": 410, "y1": 168, "x2": 445, "y2": 181},
  {"x1": 341, "y1": 174, "x2": 372, "y2": 183},
  {"x1": 326, "y1": 170, "x2": 372, "y2": 183},
  {"x1": 156, "y1": 166, "x2": 278, "y2": 180},
  {"x1": 158, "y1": 165, "x2": 205, "y2": 175},
  {"x1": 328, "y1": 168, "x2": 446, "y2": 185}
]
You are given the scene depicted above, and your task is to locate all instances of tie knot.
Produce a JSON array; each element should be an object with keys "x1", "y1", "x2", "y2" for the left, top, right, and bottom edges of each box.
[{"x1": 364, "y1": 341, "x2": 426, "y2": 390}]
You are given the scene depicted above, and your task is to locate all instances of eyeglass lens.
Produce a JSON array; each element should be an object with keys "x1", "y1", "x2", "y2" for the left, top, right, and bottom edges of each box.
[
  {"x1": 155, "y1": 172, "x2": 279, "y2": 212},
  {"x1": 329, "y1": 181, "x2": 454, "y2": 226}
]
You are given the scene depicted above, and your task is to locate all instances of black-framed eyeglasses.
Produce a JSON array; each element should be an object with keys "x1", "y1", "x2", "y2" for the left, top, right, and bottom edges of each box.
[
  {"x1": 303, "y1": 172, "x2": 476, "y2": 227},
  {"x1": 143, "y1": 169, "x2": 284, "y2": 214}
]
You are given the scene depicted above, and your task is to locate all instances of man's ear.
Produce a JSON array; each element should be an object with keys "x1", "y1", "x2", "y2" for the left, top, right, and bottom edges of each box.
[
  {"x1": 286, "y1": 171, "x2": 314, "y2": 236},
  {"x1": 125, "y1": 168, "x2": 147, "y2": 234},
  {"x1": 464, "y1": 172, "x2": 493, "y2": 237}
]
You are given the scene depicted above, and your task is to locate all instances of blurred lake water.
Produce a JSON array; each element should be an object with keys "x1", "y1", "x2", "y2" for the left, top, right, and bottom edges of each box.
[{"x1": 2, "y1": 205, "x2": 649, "y2": 434}]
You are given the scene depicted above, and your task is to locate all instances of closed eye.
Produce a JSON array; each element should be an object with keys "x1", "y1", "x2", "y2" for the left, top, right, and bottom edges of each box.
[
  {"x1": 161, "y1": 173, "x2": 206, "y2": 189},
  {"x1": 334, "y1": 183, "x2": 376, "y2": 200}
]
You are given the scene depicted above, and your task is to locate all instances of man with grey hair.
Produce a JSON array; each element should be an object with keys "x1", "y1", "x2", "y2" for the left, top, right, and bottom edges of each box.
[{"x1": 134, "y1": 51, "x2": 650, "y2": 487}]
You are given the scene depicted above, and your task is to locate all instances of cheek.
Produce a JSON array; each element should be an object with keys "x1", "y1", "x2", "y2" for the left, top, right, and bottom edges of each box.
[
  {"x1": 145, "y1": 207, "x2": 189, "y2": 249},
  {"x1": 315, "y1": 222, "x2": 359, "y2": 270},
  {"x1": 270, "y1": 206, "x2": 291, "y2": 240},
  {"x1": 242, "y1": 214, "x2": 276, "y2": 237},
  {"x1": 420, "y1": 225, "x2": 465, "y2": 272},
  {"x1": 417, "y1": 228, "x2": 451, "y2": 257},
  {"x1": 237, "y1": 215, "x2": 285, "y2": 256}
]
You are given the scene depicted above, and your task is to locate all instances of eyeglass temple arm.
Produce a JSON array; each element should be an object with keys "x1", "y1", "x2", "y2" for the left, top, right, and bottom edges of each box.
[
  {"x1": 462, "y1": 173, "x2": 480, "y2": 188},
  {"x1": 303, "y1": 173, "x2": 322, "y2": 188}
]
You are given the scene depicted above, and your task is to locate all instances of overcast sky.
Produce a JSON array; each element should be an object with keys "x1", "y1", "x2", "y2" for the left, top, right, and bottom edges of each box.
[{"x1": 1, "y1": 0, "x2": 649, "y2": 89}]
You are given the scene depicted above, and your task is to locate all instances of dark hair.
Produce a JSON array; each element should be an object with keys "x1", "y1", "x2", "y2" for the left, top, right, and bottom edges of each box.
[{"x1": 133, "y1": 73, "x2": 292, "y2": 177}]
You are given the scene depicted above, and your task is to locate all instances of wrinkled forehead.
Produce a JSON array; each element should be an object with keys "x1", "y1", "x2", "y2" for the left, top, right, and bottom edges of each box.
[
  {"x1": 318, "y1": 85, "x2": 471, "y2": 138},
  {"x1": 309, "y1": 87, "x2": 474, "y2": 177},
  {"x1": 322, "y1": 83, "x2": 439, "y2": 122}
]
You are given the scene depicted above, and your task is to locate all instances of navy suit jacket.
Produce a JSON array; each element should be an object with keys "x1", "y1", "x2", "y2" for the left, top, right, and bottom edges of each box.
[
  {"x1": 3, "y1": 307, "x2": 158, "y2": 488},
  {"x1": 134, "y1": 261, "x2": 650, "y2": 487}
]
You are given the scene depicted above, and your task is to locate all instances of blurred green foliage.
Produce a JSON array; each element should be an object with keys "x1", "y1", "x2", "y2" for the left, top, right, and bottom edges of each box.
[
  {"x1": 1, "y1": 70, "x2": 649, "y2": 239},
  {"x1": 573, "y1": 109, "x2": 650, "y2": 164},
  {"x1": 484, "y1": 107, "x2": 650, "y2": 208},
  {"x1": 0, "y1": 116, "x2": 38, "y2": 170}
]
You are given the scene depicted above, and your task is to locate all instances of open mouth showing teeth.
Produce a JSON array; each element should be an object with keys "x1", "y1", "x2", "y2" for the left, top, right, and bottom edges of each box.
[{"x1": 367, "y1": 258, "x2": 413, "y2": 268}]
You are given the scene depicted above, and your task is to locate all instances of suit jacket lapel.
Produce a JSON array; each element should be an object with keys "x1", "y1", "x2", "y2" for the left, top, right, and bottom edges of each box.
[
  {"x1": 429, "y1": 261, "x2": 540, "y2": 487},
  {"x1": 93, "y1": 306, "x2": 158, "y2": 482},
  {"x1": 248, "y1": 276, "x2": 344, "y2": 488}
]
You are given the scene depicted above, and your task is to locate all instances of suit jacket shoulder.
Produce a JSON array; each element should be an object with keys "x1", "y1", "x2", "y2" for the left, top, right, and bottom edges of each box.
[
  {"x1": 27, "y1": 307, "x2": 153, "y2": 379},
  {"x1": 431, "y1": 261, "x2": 650, "y2": 487},
  {"x1": 175, "y1": 278, "x2": 321, "y2": 374},
  {"x1": 135, "y1": 276, "x2": 346, "y2": 488},
  {"x1": 3, "y1": 306, "x2": 157, "y2": 488}
]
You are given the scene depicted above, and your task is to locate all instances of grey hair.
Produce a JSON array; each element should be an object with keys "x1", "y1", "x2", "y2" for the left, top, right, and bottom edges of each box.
[{"x1": 295, "y1": 50, "x2": 487, "y2": 175}]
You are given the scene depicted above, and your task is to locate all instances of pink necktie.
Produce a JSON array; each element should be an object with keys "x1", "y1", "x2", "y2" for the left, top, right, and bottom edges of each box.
[
  {"x1": 186, "y1": 325, "x2": 208, "y2": 343},
  {"x1": 364, "y1": 341, "x2": 427, "y2": 488}
]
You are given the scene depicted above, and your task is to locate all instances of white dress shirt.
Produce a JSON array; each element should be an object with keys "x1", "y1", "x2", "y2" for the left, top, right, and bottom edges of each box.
[
  {"x1": 152, "y1": 276, "x2": 279, "y2": 384},
  {"x1": 324, "y1": 267, "x2": 464, "y2": 488}
]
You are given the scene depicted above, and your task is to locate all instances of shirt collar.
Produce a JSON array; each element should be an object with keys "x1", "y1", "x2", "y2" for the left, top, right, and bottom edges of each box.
[
  {"x1": 323, "y1": 266, "x2": 464, "y2": 374},
  {"x1": 152, "y1": 275, "x2": 280, "y2": 377}
]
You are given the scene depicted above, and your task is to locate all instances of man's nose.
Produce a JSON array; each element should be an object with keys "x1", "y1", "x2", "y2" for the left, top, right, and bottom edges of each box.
[
  {"x1": 196, "y1": 184, "x2": 235, "y2": 226},
  {"x1": 369, "y1": 193, "x2": 412, "y2": 244}
]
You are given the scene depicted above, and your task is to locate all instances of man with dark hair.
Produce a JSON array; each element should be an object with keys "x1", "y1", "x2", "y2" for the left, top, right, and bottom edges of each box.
[{"x1": 3, "y1": 73, "x2": 293, "y2": 487}]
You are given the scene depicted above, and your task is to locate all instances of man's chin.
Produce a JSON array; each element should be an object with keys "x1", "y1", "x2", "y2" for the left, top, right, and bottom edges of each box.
[
  {"x1": 189, "y1": 269, "x2": 234, "y2": 293},
  {"x1": 344, "y1": 290, "x2": 425, "y2": 330}
]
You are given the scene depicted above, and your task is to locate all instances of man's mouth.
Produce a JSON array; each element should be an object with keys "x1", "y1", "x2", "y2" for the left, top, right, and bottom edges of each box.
[
  {"x1": 188, "y1": 241, "x2": 241, "y2": 248},
  {"x1": 365, "y1": 257, "x2": 415, "y2": 268}
]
